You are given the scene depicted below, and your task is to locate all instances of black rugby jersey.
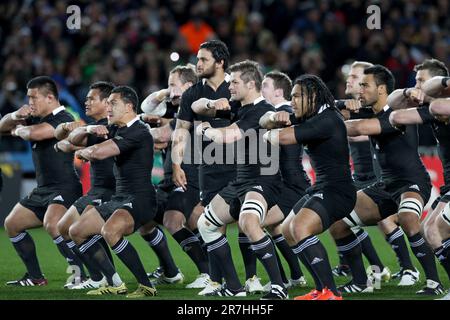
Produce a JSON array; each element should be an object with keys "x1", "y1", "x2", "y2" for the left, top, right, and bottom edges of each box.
[
  {"x1": 369, "y1": 106, "x2": 429, "y2": 185},
  {"x1": 233, "y1": 97, "x2": 281, "y2": 182},
  {"x1": 294, "y1": 107, "x2": 353, "y2": 189},
  {"x1": 111, "y1": 117, "x2": 155, "y2": 196},
  {"x1": 26, "y1": 107, "x2": 80, "y2": 188},
  {"x1": 86, "y1": 118, "x2": 116, "y2": 190},
  {"x1": 417, "y1": 106, "x2": 450, "y2": 193},
  {"x1": 275, "y1": 103, "x2": 310, "y2": 191}
]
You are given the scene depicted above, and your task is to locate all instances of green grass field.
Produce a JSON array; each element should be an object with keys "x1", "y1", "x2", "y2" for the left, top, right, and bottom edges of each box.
[{"x1": 0, "y1": 225, "x2": 448, "y2": 300}]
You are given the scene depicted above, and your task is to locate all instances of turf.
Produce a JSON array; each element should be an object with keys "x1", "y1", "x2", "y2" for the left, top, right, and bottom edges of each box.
[{"x1": 0, "y1": 225, "x2": 448, "y2": 300}]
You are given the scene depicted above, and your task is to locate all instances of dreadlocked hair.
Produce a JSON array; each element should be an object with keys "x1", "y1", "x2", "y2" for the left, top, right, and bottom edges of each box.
[{"x1": 293, "y1": 74, "x2": 336, "y2": 119}]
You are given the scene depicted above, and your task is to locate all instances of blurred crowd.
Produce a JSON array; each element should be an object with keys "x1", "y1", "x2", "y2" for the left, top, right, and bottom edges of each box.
[{"x1": 0, "y1": 0, "x2": 449, "y2": 151}]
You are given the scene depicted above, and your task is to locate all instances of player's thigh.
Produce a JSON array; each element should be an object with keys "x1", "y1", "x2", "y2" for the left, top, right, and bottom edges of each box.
[
  {"x1": 208, "y1": 193, "x2": 235, "y2": 225},
  {"x1": 353, "y1": 190, "x2": 384, "y2": 225},
  {"x1": 4, "y1": 203, "x2": 42, "y2": 235},
  {"x1": 103, "y1": 209, "x2": 135, "y2": 238}
]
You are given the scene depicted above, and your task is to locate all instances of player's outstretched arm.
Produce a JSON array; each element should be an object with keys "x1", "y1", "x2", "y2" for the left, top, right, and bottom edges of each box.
[
  {"x1": 423, "y1": 76, "x2": 450, "y2": 98},
  {"x1": 259, "y1": 111, "x2": 291, "y2": 129},
  {"x1": 345, "y1": 118, "x2": 382, "y2": 137},
  {"x1": 75, "y1": 139, "x2": 119, "y2": 162}
]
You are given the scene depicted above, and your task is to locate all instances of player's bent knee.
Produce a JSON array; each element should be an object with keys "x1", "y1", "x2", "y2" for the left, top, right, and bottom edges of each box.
[
  {"x1": 240, "y1": 199, "x2": 266, "y2": 224},
  {"x1": 343, "y1": 210, "x2": 365, "y2": 228},
  {"x1": 440, "y1": 202, "x2": 450, "y2": 227},
  {"x1": 398, "y1": 198, "x2": 423, "y2": 217},
  {"x1": 197, "y1": 214, "x2": 222, "y2": 243}
]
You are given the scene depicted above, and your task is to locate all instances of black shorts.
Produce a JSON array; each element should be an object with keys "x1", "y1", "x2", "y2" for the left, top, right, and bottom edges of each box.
[
  {"x1": 353, "y1": 174, "x2": 378, "y2": 190},
  {"x1": 73, "y1": 187, "x2": 115, "y2": 214},
  {"x1": 96, "y1": 193, "x2": 156, "y2": 231},
  {"x1": 199, "y1": 164, "x2": 236, "y2": 206},
  {"x1": 277, "y1": 184, "x2": 307, "y2": 217},
  {"x1": 218, "y1": 179, "x2": 280, "y2": 221},
  {"x1": 20, "y1": 185, "x2": 82, "y2": 221},
  {"x1": 362, "y1": 180, "x2": 432, "y2": 219},
  {"x1": 291, "y1": 185, "x2": 356, "y2": 230},
  {"x1": 431, "y1": 190, "x2": 450, "y2": 210},
  {"x1": 153, "y1": 185, "x2": 200, "y2": 224}
]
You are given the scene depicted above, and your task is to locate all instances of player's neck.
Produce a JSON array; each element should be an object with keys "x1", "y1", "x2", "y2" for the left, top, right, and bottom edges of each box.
[
  {"x1": 373, "y1": 96, "x2": 388, "y2": 113},
  {"x1": 272, "y1": 98, "x2": 288, "y2": 107},
  {"x1": 205, "y1": 71, "x2": 225, "y2": 91},
  {"x1": 92, "y1": 113, "x2": 108, "y2": 122},
  {"x1": 41, "y1": 102, "x2": 62, "y2": 117},
  {"x1": 117, "y1": 114, "x2": 137, "y2": 127},
  {"x1": 242, "y1": 91, "x2": 262, "y2": 106}
]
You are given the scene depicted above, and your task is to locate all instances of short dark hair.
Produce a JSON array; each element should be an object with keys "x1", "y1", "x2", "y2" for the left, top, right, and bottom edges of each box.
[
  {"x1": 111, "y1": 86, "x2": 139, "y2": 112},
  {"x1": 170, "y1": 65, "x2": 198, "y2": 85},
  {"x1": 364, "y1": 65, "x2": 395, "y2": 94},
  {"x1": 89, "y1": 81, "x2": 115, "y2": 100},
  {"x1": 293, "y1": 74, "x2": 335, "y2": 118},
  {"x1": 228, "y1": 60, "x2": 263, "y2": 91},
  {"x1": 265, "y1": 71, "x2": 292, "y2": 101},
  {"x1": 199, "y1": 40, "x2": 230, "y2": 70},
  {"x1": 27, "y1": 76, "x2": 59, "y2": 100},
  {"x1": 414, "y1": 58, "x2": 449, "y2": 77}
]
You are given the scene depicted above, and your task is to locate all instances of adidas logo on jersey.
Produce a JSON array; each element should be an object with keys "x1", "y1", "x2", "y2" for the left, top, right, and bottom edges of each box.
[
  {"x1": 253, "y1": 185, "x2": 263, "y2": 192},
  {"x1": 311, "y1": 257, "x2": 323, "y2": 265},
  {"x1": 92, "y1": 199, "x2": 102, "y2": 205},
  {"x1": 409, "y1": 185, "x2": 420, "y2": 191},
  {"x1": 53, "y1": 195, "x2": 64, "y2": 202},
  {"x1": 123, "y1": 202, "x2": 133, "y2": 209},
  {"x1": 261, "y1": 253, "x2": 273, "y2": 260},
  {"x1": 313, "y1": 193, "x2": 324, "y2": 199}
]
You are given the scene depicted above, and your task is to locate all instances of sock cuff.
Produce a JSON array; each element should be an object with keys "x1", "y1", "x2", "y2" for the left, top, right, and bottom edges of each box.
[
  {"x1": 143, "y1": 227, "x2": 164, "y2": 247},
  {"x1": 250, "y1": 235, "x2": 271, "y2": 251},
  {"x1": 407, "y1": 233, "x2": 425, "y2": 247},
  {"x1": 53, "y1": 235, "x2": 65, "y2": 244},
  {"x1": 442, "y1": 238, "x2": 450, "y2": 249},
  {"x1": 172, "y1": 228, "x2": 200, "y2": 248},
  {"x1": 206, "y1": 235, "x2": 228, "y2": 253},
  {"x1": 294, "y1": 235, "x2": 320, "y2": 254},
  {"x1": 111, "y1": 238, "x2": 129, "y2": 254},
  {"x1": 66, "y1": 240, "x2": 77, "y2": 249},
  {"x1": 78, "y1": 234, "x2": 103, "y2": 253},
  {"x1": 336, "y1": 233, "x2": 360, "y2": 253},
  {"x1": 386, "y1": 227, "x2": 404, "y2": 243},
  {"x1": 271, "y1": 234, "x2": 285, "y2": 243},
  {"x1": 10, "y1": 232, "x2": 28, "y2": 243},
  {"x1": 355, "y1": 229, "x2": 369, "y2": 242},
  {"x1": 238, "y1": 232, "x2": 250, "y2": 243}
]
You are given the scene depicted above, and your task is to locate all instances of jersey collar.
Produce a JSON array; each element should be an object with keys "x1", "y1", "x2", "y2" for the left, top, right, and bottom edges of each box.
[
  {"x1": 253, "y1": 96, "x2": 265, "y2": 105},
  {"x1": 126, "y1": 116, "x2": 140, "y2": 127},
  {"x1": 201, "y1": 73, "x2": 231, "y2": 85},
  {"x1": 52, "y1": 106, "x2": 65, "y2": 115},
  {"x1": 274, "y1": 101, "x2": 290, "y2": 109}
]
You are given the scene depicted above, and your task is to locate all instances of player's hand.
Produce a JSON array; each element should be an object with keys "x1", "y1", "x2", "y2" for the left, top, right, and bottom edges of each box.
[
  {"x1": 271, "y1": 111, "x2": 291, "y2": 126},
  {"x1": 87, "y1": 125, "x2": 109, "y2": 139},
  {"x1": 409, "y1": 88, "x2": 426, "y2": 104},
  {"x1": 63, "y1": 121, "x2": 83, "y2": 132},
  {"x1": 75, "y1": 149, "x2": 89, "y2": 162},
  {"x1": 196, "y1": 122, "x2": 211, "y2": 136},
  {"x1": 141, "y1": 114, "x2": 162, "y2": 126},
  {"x1": 211, "y1": 98, "x2": 231, "y2": 111},
  {"x1": 157, "y1": 88, "x2": 170, "y2": 102},
  {"x1": 345, "y1": 99, "x2": 362, "y2": 112},
  {"x1": 11, "y1": 105, "x2": 32, "y2": 120},
  {"x1": 169, "y1": 87, "x2": 183, "y2": 102},
  {"x1": 172, "y1": 165, "x2": 187, "y2": 190},
  {"x1": 11, "y1": 124, "x2": 25, "y2": 136},
  {"x1": 154, "y1": 142, "x2": 168, "y2": 150}
]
